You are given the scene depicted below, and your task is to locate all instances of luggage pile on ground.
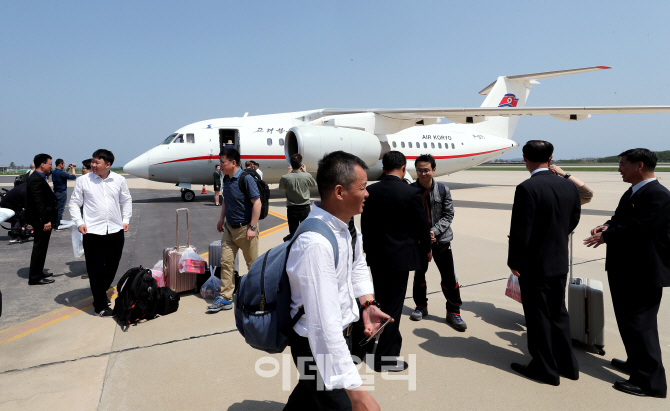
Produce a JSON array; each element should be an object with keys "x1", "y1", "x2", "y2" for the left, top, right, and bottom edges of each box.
[{"x1": 113, "y1": 266, "x2": 180, "y2": 326}]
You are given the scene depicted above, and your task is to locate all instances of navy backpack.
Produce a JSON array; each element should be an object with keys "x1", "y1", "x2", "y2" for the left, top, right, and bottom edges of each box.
[{"x1": 234, "y1": 218, "x2": 339, "y2": 353}]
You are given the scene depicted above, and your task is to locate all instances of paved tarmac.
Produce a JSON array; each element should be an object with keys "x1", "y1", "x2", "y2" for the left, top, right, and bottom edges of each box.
[{"x1": 0, "y1": 171, "x2": 668, "y2": 410}]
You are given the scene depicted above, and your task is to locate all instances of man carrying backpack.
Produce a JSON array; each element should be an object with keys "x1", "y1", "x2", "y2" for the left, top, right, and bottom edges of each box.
[
  {"x1": 284, "y1": 151, "x2": 390, "y2": 411},
  {"x1": 209, "y1": 147, "x2": 262, "y2": 313}
]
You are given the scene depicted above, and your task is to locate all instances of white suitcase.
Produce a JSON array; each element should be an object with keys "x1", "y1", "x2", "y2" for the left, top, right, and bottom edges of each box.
[{"x1": 567, "y1": 233, "x2": 606, "y2": 355}]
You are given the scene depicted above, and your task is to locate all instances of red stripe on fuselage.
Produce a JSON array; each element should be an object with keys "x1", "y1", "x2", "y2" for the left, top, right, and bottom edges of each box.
[
  {"x1": 152, "y1": 147, "x2": 509, "y2": 166},
  {"x1": 405, "y1": 146, "x2": 509, "y2": 160},
  {"x1": 153, "y1": 154, "x2": 285, "y2": 165}
]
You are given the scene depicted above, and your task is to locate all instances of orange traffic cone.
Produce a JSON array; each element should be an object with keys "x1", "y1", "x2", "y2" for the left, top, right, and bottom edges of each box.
[{"x1": 201, "y1": 185, "x2": 207, "y2": 194}]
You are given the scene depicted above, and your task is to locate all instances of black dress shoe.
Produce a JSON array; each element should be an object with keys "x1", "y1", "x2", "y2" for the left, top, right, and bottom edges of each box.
[
  {"x1": 611, "y1": 358, "x2": 631, "y2": 373},
  {"x1": 613, "y1": 380, "x2": 667, "y2": 398},
  {"x1": 374, "y1": 360, "x2": 409, "y2": 373},
  {"x1": 41, "y1": 272, "x2": 53, "y2": 279},
  {"x1": 29, "y1": 278, "x2": 55, "y2": 285},
  {"x1": 511, "y1": 363, "x2": 560, "y2": 386}
]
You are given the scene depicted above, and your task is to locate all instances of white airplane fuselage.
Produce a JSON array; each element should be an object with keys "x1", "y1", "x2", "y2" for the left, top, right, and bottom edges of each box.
[{"x1": 124, "y1": 111, "x2": 518, "y2": 187}]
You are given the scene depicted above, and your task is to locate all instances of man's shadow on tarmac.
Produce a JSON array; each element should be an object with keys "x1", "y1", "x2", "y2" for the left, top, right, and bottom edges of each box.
[
  {"x1": 53, "y1": 288, "x2": 97, "y2": 317},
  {"x1": 16, "y1": 261, "x2": 86, "y2": 280},
  {"x1": 411, "y1": 300, "x2": 626, "y2": 384},
  {"x1": 227, "y1": 400, "x2": 284, "y2": 411}
]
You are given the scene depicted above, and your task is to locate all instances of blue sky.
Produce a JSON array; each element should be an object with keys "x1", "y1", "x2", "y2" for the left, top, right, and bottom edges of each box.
[{"x1": 2, "y1": 0, "x2": 669, "y2": 167}]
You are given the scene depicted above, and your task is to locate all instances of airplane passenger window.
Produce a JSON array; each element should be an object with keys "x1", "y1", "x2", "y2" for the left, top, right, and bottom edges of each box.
[
  {"x1": 392, "y1": 141, "x2": 397, "y2": 148},
  {"x1": 186, "y1": 134, "x2": 195, "y2": 144},
  {"x1": 173, "y1": 134, "x2": 184, "y2": 143},
  {"x1": 423, "y1": 142, "x2": 427, "y2": 149},
  {"x1": 279, "y1": 138, "x2": 284, "y2": 146},
  {"x1": 438, "y1": 143, "x2": 442, "y2": 149},
  {"x1": 162, "y1": 133, "x2": 177, "y2": 144},
  {"x1": 451, "y1": 143, "x2": 455, "y2": 149},
  {"x1": 401, "y1": 142, "x2": 405, "y2": 148},
  {"x1": 408, "y1": 142, "x2": 412, "y2": 148},
  {"x1": 431, "y1": 142, "x2": 435, "y2": 149},
  {"x1": 267, "y1": 138, "x2": 272, "y2": 146}
]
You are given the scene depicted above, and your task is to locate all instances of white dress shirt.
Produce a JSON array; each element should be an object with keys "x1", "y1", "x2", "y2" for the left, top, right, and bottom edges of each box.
[
  {"x1": 69, "y1": 171, "x2": 132, "y2": 235},
  {"x1": 286, "y1": 202, "x2": 374, "y2": 390},
  {"x1": 531, "y1": 167, "x2": 549, "y2": 176}
]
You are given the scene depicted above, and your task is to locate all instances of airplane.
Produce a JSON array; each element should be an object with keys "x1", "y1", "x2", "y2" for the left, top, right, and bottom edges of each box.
[{"x1": 123, "y1": 66, "x2": 670, "y2": 201}]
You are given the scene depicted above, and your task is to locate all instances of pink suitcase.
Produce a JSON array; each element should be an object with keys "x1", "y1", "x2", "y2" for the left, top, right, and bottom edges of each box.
[{"x1": 163, "y1": 208, "x2": 198, "y2": 293}]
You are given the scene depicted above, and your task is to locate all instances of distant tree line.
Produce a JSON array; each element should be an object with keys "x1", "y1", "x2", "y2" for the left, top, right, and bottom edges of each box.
[{"x1": 597, "y1": 150, "x2": 670, "y2": 163}]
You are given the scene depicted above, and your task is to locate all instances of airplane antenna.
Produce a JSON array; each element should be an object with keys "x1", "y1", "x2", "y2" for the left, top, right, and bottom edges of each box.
[{"x1": 243, "y1": 112, "x2": 248, "y2": 117}]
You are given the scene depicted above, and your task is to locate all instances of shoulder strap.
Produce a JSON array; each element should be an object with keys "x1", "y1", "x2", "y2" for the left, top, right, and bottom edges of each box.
[
  {"x1": 237, "y1": 170, "x2": 259, "y2": 198},
  {"x1": 288, "y1": 218, "x2": 339, "y2": 268}
]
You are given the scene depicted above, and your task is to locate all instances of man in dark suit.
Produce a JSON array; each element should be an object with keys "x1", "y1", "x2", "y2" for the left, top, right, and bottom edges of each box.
[
  {"x1": 361, "y1": 151, "x2": 432, "y2": 372},
  {"x1": 25, "y1": 153, "x2": 57, "y2": 285},
  {"x1": 508, "y1": 140, "x2": 581, "y2": 386},
  {"x1": 584, "y1": 148, "x2": 669, "y2": 398}
]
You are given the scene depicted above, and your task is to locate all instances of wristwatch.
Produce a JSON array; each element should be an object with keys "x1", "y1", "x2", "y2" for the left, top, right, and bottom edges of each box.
[
  {"x1": 563, "y1": 173, "x2": 571, "y2": 179},
  {"x1": 249, "y1": 225, "x2": 257, "y2": 231}
]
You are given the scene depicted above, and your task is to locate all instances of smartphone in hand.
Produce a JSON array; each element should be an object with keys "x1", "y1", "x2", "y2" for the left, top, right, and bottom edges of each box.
[{"x1": 359, "y1": 317, "x2": 393, "y2": 346}]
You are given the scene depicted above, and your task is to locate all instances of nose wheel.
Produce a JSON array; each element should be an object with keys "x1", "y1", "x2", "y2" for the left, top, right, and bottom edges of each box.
[{"x1": 180, "y1": 189, "x2": 195, "y2": 202}]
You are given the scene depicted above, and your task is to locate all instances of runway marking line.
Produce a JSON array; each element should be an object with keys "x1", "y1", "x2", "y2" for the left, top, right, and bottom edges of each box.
[{"x1": 0, "y1": 218, "x2": 289, "y2": 346}]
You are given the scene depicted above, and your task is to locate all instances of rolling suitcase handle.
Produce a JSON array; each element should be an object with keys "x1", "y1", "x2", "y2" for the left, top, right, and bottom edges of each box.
[{"x1": 175, "y1": 208, "x2": 190, "y2": 248}]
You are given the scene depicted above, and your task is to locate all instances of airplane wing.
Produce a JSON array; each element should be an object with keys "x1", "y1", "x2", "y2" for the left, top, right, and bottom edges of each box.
[{"x1": 318, "y1": 106, "x2": 670, "y2": 118}]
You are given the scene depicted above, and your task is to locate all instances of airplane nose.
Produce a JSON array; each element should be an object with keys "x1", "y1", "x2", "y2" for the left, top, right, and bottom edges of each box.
[{"x1": 124, "y1": 153, "x2": 150, "y2": 179}]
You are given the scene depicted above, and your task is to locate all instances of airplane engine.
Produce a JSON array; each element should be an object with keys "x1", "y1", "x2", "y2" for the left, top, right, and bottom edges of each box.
[{"x1": 284, "y1": 125, "x2": 382, "y2": 170}]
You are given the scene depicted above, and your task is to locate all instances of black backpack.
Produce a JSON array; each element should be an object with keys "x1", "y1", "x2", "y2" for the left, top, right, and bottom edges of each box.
[
  {"x1": 14, "y1": 172, "x2": 29, "y2": 187},
  {"x1": 113, "y1": 266, "x2": 158, "y2": 325},
  {"x1": 151, "y1": 287, "x2": 180, "y2": 316},
  {"x1": 238, "y1": 169, "x2": 270, "y2": 220}
]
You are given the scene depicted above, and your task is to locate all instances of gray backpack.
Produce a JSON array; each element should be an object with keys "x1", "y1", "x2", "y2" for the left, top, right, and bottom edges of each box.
[{"x1": 234, "y1": 218, "x2": 339, "y2": 353}]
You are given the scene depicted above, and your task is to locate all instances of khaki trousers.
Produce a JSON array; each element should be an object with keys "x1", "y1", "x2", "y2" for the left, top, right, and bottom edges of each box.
[{"x1": 220, "y1": 222, "x2": 258, "y2": 301}]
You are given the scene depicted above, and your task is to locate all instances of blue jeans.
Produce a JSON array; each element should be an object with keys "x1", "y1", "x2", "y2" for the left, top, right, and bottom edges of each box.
[{"x1": 55, "y1": 190, "x2": 67, "y2": 227}]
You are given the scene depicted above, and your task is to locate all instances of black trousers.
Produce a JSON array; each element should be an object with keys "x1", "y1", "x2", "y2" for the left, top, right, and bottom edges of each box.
[
  {"x1": 287, "y1": 204, "x2": 311, "y2": 236},
  {"x1": 29, "y1": 226, "x2": 52, "y2": 282},
  {"x1": 610, "y1": 278, "x2": 666, "y2": 395},
  {"x1": 284, "y1": 330, "x2": 353, "y2": 411},
  {"x1": 412, "y1": 242, "x2": 462, "y2": 314},
  {"x1": 368, "y1": 267, "x2": 410, "y2": 363},
  {"x1": 519, "y1": 274, "x2": 578, "y2": 382},
  {"x1": 83, "y1": 230, "x2": 125, "y2": 312}
]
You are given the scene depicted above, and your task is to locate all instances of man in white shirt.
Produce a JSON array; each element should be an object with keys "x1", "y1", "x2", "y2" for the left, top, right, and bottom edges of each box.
[
  {"x1": 70, "y1": 149, "x2": 132, "y2": 318},
  {"x1": 284, "y1": 151, "x2": 390, "y2": 411}
]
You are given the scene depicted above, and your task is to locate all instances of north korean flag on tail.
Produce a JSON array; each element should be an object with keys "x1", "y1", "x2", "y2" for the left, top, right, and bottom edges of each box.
[{"x1": 498, "y1": 93, "x2": 519, "y2": 107}]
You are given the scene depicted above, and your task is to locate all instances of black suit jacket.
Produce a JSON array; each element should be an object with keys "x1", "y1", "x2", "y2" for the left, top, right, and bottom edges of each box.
[
  {"x1": 361, "y1": 175, "x2": 432, "y2": 271},
  {"x1": 25, "y1": 172, "x2": 57, "y2": 227},
  {"x1": 602, "y1": 180, "x2": 670, "y2": 287},
  {"x1": 508, "y1": 170, "x2": 581, "y2": 277}
]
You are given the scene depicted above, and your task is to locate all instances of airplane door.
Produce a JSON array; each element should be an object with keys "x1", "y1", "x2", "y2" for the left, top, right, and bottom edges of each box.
[{"x1": 219, "y1": 129, "x2": 241, "y2": 153}]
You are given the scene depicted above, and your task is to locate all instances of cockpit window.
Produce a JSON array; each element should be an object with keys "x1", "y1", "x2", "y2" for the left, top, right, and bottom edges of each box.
[
  {"x1": 173, "y1": 134, "x2": 184, "y2": 143},
  {"x1": 186, "y1": 134, "x2": 195, "y2": 144},
  {"x1": 161, "y1": 133, "x2": 178, "y2": 144}
]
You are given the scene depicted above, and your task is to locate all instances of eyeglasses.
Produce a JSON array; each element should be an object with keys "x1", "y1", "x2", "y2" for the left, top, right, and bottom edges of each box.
[
  {"x1": 416, "y1": 168, "x2": 432, "y2": 175},
  {"x1": 219, "y1": 159, "x2": 232, "y2": 165}
]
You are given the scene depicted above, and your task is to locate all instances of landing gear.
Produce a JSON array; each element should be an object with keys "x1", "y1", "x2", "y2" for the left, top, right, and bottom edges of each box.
[{"x1": 180, "y1": 189, "x2": 195, "y2": 202}]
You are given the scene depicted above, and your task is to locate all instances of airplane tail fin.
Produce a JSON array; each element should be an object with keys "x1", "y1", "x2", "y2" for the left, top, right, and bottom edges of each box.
[{"x1": 473, "y1": 66, "x2": 611, "y2": 139}]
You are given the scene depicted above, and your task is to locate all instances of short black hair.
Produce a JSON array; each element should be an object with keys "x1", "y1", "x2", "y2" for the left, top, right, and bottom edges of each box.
[
  {"x1": 92, "y1": 149, "x2": 115, "y2": 166},
  {"x1": 82, "y1": 159, "x2": 92, "y2": 169},
  {"x1": 245, "y1": 160, "x2": 253, "y2": 168},
  {"x1": 382, "y1": 151, "x2": 406, "y2": 171},
  {"x1": 619, "y1": 148, "x2": 657, "y2": 170},
  {"x1": 522, "y1": 140, "x2": 554, "y2": 163},
  {"x1": 220, "y1": 147, "x2": 241, "y2": 167},
  {"x1": 214, "y1": 164, "x2": 220, "y2": 170},
  {"x1": 33, "y1": 153, "x2": 52, "y2": 168},
  {"x1": 415, "y1": 154, "x2": 436, "y2": 169},
  {"x1": 316, "y1": 151, "x2": 368, "y2": 199},
  {"x1": 55, "y1": 158, "x2": 64, "y2": 167},
  {"x1": 289, "y1": 154, "x2": 303, "y2": 170}
]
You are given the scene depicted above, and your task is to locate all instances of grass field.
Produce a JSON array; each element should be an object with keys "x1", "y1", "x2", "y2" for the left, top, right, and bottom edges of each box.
[{"x1": 473, "y1": 164, "x2": 670, "y2": 172}]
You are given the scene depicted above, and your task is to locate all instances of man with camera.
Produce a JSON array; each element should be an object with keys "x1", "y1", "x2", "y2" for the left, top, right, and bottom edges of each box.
[{"x1": 51, "y1": 159, "x2": 77, "y2": 228}]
